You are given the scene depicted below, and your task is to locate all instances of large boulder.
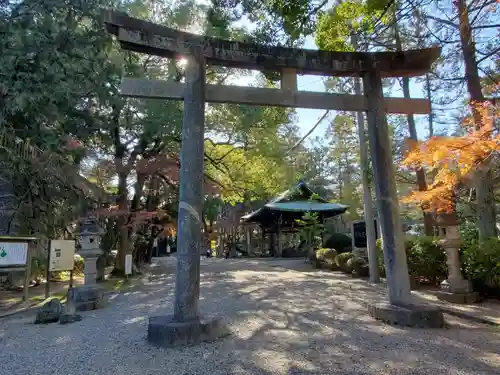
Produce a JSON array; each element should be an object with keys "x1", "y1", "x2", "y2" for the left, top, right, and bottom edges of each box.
[{"x1": 34, "y1": 298, "x2": 63, "y2": 324}]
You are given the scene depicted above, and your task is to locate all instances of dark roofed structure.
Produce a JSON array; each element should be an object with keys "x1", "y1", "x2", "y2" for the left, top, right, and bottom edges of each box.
[{"x1": 241, "y1": 180, "x2": 348, "y2": 233}]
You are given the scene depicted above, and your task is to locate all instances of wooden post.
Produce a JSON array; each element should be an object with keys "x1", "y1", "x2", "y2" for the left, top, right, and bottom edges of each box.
[
  {"x1": 277, "y1": 216, "x2": 283, "y2": 257},
  {"x1": 246, "y1": 226, "x2": 251, "y2": 255},
  {"x1": 218, "y1": 229, "x2": 224, "y2": 257},
  {"x1": 261, "y1": 229, "x2": 266, "y2": 256},
  {"x1": 363, "y1": 69, "x2": 411, "y2": 306},
  {"x1": 45, "y1": 240, "x2": 52, "y2": 299},
  {"x1": 24, "y1": 245, "x2": 32, "y2": 302},
  {"x1": 173, "y1": 53, "x2": 206, "y2": 322}
]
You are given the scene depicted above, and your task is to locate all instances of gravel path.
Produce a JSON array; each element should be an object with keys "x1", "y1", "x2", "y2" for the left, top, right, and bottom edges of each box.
[{"x1": 1, "y1": 258, "x2": 499, "y2": 375}]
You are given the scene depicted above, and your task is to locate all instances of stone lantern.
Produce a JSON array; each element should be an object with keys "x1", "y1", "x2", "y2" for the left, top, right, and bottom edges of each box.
[
  {"x1": 68, "y1": 213, "x2": 106, "y2": 311},
  {"x1": 436, "y1": 213, "x2": 479, "y2": 304}
]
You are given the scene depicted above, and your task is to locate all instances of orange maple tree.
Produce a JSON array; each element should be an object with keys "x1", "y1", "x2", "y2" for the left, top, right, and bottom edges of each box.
[{"x1": 401, "y1": 101, "x2": 499, "y2": 213}]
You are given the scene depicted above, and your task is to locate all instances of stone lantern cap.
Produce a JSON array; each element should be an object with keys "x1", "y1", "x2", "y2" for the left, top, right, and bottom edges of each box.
[
  {"x1": 435, "y1": 212, "x2": 460, "y2": 227},
  {"x1": 78, "y1": 215, "x2": 104, "y2": 236}
]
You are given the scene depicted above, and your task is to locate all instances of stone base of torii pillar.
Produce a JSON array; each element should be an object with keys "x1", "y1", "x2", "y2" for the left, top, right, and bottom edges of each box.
[{"x1": 148, "y1": 315, "x2": 229, "y2": 348}]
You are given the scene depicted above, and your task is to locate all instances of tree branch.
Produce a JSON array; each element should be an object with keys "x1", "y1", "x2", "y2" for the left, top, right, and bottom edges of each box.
[
  {"x1": 426, "y1": 15, "x2": 460, "y2": 29},
  {"x1": 472, "y1": 24, "x2": 500, "y2": 30}
]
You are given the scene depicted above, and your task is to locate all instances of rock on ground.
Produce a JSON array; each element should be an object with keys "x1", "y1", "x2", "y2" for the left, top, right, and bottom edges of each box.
[
  {"x1": 34, "y1": 298, "x2": 63, "y2": 324},
  {"x1": 1, "y1": 258, "x2": 499, "y2": 375}
]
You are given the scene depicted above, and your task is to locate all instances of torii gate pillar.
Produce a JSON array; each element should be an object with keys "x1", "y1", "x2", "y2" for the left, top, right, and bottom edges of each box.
[
  {"x1": 363, "y1": 69, "x2": 444, "y2": 327},
  {"x1": 147, "y1": 54, "x2": 230, "y2": 347}
]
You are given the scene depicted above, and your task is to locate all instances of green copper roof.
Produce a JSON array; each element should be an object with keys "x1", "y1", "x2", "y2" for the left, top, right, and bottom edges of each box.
[
  {"x1": 265, "y1": 201, "x2": 348, "y2": 212},
  {"x1": 241, "y1": 180, "x2": 349, "y2": 225}
]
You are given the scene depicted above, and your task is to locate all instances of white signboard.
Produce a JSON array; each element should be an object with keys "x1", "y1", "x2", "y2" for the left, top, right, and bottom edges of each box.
[
  {"x1": 0, "y1": 242, "x2": 28, "y2": 266},
  {"x1": 125, "y1": 254, "x2": 133, "y2": 275},
  {"x1": 49, "y1": 240, "x2": 76, "y2": 271}
]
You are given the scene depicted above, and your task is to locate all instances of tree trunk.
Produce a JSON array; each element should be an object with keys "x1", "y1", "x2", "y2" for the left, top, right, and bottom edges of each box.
[
  {"x1": 457, "y1": 0, "x2": 497, "y2": 240},
  {"x1": 393, "y1": 15, "x2": 434, "y2": 236},
  {"x1": 130, "y1": 173, "x2": 147, "y2": 268},
  {"x1": 351, "y1": 32, "x2": 379, "y2": 282}
]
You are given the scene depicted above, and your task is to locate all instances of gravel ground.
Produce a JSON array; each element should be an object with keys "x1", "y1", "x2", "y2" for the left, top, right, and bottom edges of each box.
[{"x1": 1, "y1": 258, "x2": 499, "y2": 375}]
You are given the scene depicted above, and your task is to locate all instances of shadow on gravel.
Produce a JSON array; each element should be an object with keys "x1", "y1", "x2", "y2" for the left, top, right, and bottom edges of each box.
[
  {"x1": 122, "y1": 258, "x2": 500, "y2": 374},
  {"x1": 1, "y1": 258, "x2": 499, "y2": 375}
]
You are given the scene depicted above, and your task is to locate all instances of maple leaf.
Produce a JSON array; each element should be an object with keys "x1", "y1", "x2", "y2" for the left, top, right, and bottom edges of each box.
[{"x1": 401, "y1": 101, "x2": 500, "y2": 212}]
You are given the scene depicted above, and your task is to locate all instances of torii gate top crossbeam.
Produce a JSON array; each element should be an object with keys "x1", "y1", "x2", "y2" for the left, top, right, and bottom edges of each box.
[{"x1": 103, "y1": 10, "x2": 440, "y2": 78}]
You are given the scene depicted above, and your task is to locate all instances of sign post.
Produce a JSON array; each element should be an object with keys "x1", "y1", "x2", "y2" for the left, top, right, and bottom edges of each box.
[
  {"x1": 125, "y1": 254, "x2": 132, "y2": 281},
  {"x1": 45, "y1": 240, "x2": 76, "y2": 299}
]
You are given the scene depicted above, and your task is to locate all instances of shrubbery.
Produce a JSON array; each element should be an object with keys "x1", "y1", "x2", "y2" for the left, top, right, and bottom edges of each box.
[
  {"x1": 375, "y1": 232, "x2": 500, "y2": 296},
  {"x1": 335, "y1": 252, "x2": 354, "y2": 272},
  {"x1": 406, "y1": 236, "x2": 447, "y2": 283},
  {"x1": 314, "y1": 248, "x2": 338, "y2": 270},
  {"x1": 461, "y1": 237, "x2": 500, "y2": 296},
  {"x1": 312, "y1": 248, "x2": 371, "y2": 278},
  {"x1": 316, "y1": 248, "x2": 337, "y2": 262},
  {"x1": 323, "y1": 233, "x2": 352, "y2": 253},
  {"x1": 347, "y1": 256, "x2": 369, "y2": 277},
  {"x1": 73, "y1": 255, "x2": 85, "y2": 275},
  {"x1": 376, "y1": 236, "x2": 447, "y2": 283},
  {"x1": 311, "y1": 228, "x2": 500, "y2": 297}
]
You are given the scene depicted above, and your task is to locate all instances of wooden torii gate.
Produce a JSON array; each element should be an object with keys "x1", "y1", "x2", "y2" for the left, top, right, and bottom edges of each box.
[{"x1": 104, "y1": 10, "x2": 443, "y2": 347}]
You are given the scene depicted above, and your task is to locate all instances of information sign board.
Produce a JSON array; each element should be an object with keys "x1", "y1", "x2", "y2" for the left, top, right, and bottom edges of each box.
[
  {"x1": 352, "y1": 220, "x2": 379, "y2": 248},
  {"x1": 125, "y1": 254, "x2": 133, "y2": 275},
  {"x1": 0, "y1": 242, "x2": 28, "y2": 266},
  {"x1": 49, "y1": 240, "x2": 76, "y2": 271}
]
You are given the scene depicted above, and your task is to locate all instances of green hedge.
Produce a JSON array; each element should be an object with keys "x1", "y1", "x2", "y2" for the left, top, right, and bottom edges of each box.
[
  {"x1": 335, "y1": 252, "x2": 355, "y2": 272},
  {"x1": 461, "y1": 237, "x2": 500, "y2": 296},
  {"x1": 406, "y1": 237, "x2": 447, "y2": 283},
  {"x1": 323, "y1": 233, "x2": 352, "y2": 253},
  {"x1": 314, "y1": 248, "x2": 338, "y2": 270},
  {"x1": 315, "y1": 231, "x2": 500, "y2": 296},
  {"x1": 376, "y1": 233, "x2": 500, "y2": 294},
  {"x1": 316, "y1": 248, "x2": 337, "y2": 262},
  {"x1": 376, "y1": 236, "x2": 447, "y2": 283},
  {"x1": 347, "y1": 256, "x2": 369, "y2": 277}
]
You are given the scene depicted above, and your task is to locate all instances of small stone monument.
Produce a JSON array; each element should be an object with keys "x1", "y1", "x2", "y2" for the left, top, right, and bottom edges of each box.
[
  {"x1": 436, "y1": 213, "x2": 479, "y2": 304},
  {"x1": 68, "y1": 213, "x2": 107, "y2": 311}
]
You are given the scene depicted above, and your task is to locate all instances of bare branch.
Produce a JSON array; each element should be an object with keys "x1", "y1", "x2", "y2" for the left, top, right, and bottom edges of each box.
[{"x1": 426, "y1": 15, "x2": 460, "y2": 29}]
